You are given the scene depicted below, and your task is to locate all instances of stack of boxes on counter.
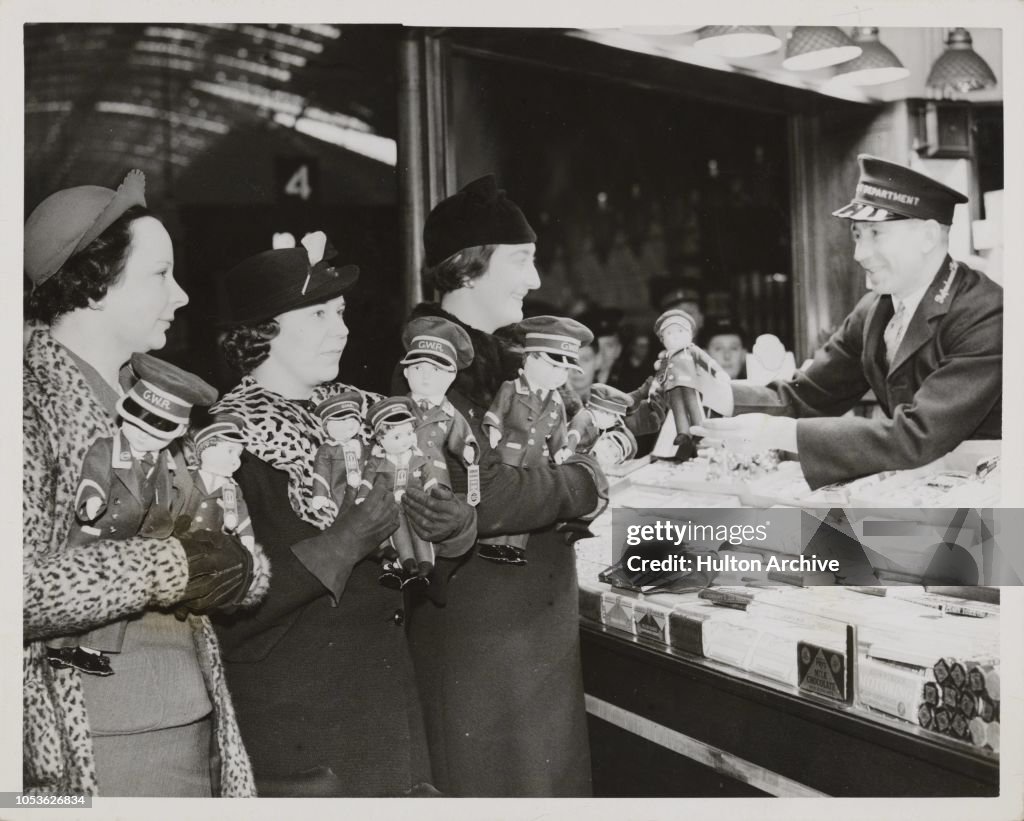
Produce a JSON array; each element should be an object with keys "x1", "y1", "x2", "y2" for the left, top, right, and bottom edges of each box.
[{"x1": 574, "y1": 519, "x2": 1000, "y2": 756}]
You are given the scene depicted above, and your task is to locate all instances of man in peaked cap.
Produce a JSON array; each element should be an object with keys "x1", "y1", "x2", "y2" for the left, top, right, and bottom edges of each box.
[{"x1": 697, "y1": 155, "x2": 1002, "y2": 490}]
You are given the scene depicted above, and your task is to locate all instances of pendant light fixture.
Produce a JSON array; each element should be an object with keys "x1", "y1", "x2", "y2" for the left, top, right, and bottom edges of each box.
[
  {"x1": 782, "y1": 26, "x2": 862, "y2": 71},
  {"x1": 926, "y1": 28, "x2": 997, "y2": 95},
  {"x1": 830, "y1": 27, "x2": 910, "y2": 86},
  {"x1": 694, "y1": 26, "x2": 781, "y2": 59}
]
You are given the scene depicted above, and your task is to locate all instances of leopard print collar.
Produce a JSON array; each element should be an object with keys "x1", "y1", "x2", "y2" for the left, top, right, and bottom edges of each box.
[{"x1": 212, "y1": 375, "x2": 380, "y2": 529}]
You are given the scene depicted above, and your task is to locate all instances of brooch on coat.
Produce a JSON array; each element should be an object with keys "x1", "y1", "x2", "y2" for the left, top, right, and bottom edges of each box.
[{"x1": 934, "y1": 260, "x2": 958, "y2": 304}]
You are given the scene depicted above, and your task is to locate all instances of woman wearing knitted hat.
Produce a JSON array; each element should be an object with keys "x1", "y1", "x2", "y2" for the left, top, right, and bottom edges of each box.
[
  {"x1": 209, "y1": 232, "x2": 476, "y2": 796},
  {"x1": 395, "y1": 175, "x2": 608, "y2": 796},
  {"x1": 23, "y1": 172, "x2": 265, "y2": 796}
]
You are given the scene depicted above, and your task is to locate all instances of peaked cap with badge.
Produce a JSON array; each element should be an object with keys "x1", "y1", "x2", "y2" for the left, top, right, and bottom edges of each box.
[
  {"x1": 315, "y1": 390, "x2": 365, "y2": 423},
  {"x1": 832, "y1": 154, "x2": 968, "y2": 224},
  {"x1": 517, "y1": 315, "x2": 594, "y2": 374},
  {"x1": 401, "y1": 316, "x2": 475, "y2": 372}
]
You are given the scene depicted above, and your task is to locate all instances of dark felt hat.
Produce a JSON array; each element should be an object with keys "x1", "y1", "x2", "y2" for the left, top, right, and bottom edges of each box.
[
  {"x1": 423, "y1": 175, "x2": 537, "y2": 268},
  {"x1": 579, "y1": 307, "x2": 625, "y2": 340},
  {"x1": 832, "y1": 154, "x2": 968, "y2": 224},
  {"x1": 25, "y1": 170, "x2": 147, "y2": 287},
  {"x1": 219, "y1": 233, "x2": 358, "y2": 327},
  {"x1": 698, "y1": 317, "x2": 749, "y2": 349}
]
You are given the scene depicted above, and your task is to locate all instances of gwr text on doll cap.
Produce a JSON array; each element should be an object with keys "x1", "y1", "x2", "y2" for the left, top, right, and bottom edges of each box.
[
  {"x1": 117, "y1": 353, "x2": 218, "y2": 439},
  {"x1": 400, "y1": 316, "x2": 474, "y2": 372},
  {"x1": 519, "y1": 315, "x2": 593, "y2": 374}
]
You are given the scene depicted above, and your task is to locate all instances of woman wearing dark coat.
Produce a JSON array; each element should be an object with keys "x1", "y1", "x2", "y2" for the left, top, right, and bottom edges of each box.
[
  {"x1": 395, "y1": 176, "x2": 607, "y2": 797},
  {"x1": 211, "y1": 236, "x2": 475, "y2": 796}
]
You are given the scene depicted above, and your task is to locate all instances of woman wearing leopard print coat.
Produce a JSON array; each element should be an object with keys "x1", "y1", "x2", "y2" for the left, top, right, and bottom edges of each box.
[{"x1": 23, "y1": 173, "x2": 268, "y2": 796}]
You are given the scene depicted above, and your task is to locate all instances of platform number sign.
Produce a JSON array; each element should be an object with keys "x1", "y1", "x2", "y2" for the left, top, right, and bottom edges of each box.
[{"x1": 276, "y1": 157, "x2": 319, "y2": 204}]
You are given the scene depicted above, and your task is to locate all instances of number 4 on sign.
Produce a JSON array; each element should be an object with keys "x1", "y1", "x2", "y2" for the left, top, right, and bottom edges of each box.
[{"x1": 285, "y1": 164, "x2": 312, "y2": 201}]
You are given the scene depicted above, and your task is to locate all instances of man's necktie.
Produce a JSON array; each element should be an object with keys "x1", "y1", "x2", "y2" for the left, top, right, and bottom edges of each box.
[{"x1": 884, "y1": 300, "x2": 908, "y2": 367}]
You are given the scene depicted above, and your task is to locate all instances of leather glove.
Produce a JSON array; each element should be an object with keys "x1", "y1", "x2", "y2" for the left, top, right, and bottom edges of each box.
[
  {"x1": 291, "y1": 475, "x2": 401, "y2": 600},
  {"x1": 295, "y1": 474, "x2": 401, "y2": 564},
  {"x1": 176, "y1": 528, "x2": 254, "y2": 617},
  {"x1": 402, "y1": 485, "x2": 475, "y2": 543}
]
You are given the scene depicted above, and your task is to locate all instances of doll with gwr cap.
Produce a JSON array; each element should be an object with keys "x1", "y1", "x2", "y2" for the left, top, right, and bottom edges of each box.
[
  {"x1": 310, "y1": 391, "x2": 368, "y2": 516},
  {"x1": 653, "y1": 308, "x2": 705, "y2": 461},
  {"x1": 359, "y1": 396, "x2": 444, "y2": 590},
  {"x1": 400, "y1": 316, "x2": 480, "y2": 503},
  {"x1": 590, "y1": 427, "x2": 638, "y2": 469},
  {"x1": 178, "y1": 417, "x2": 255, "y2": 551},
  {"x1": 566, "y1": 383, "x2": 634, "y2": 454},
  {"x1": 478, "y1": 315, "x2": 593, "y2": 564},
  {"x1": 54, "y1": 353, "x2": 218, "y2": 675}
]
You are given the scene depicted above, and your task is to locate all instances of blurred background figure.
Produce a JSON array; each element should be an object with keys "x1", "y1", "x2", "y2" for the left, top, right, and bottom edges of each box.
[
  {"x1": 567, "y1": 338, "x2": 602, "y2": 405},
  {"x1": 579, "y1": 306, "x2": 624, "y2": 385},
  {"x1": 609, "y1": 327, "x2": 656, "y2": 392},
  {"x1": 649, "y1": 277, "x2": 704, "y2": 337},
  {"x1": 698, "y1": 318, "x2": 749, "y2": 380}
]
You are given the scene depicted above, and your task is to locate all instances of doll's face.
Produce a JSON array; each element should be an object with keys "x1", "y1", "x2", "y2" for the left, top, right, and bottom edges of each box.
[
  {"x1": 589, "y1": 407, "x2": 619, "y2": 430},
  {"x1": 378, "y1": 421, "x2": 417, "y2": 455},
  {"x1": 326, "y1": 416, "x2": 361, "y2": 442},
  {"x1": 591, "y1": 437, "x2": 625, "y2": 467},
  {"x1": 201, "y1": 441, "x2": 243, "y2": 477},
  {"x1": 121, "y1": 420, "x2": 177, "y2": 453},
  {"x1": 659, "y1": 323, "x2": 692, "y2": 353},
  {"x1": 404, "y1": 361, "x2": 456, "y2": 400},
  {"x1": 522, "y1": 353, "x2": 570, "y2": 391}
]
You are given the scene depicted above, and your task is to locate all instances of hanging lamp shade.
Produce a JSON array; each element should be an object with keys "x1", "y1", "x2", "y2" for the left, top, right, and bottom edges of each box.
[
  {"x1": 830, "y1": 27, "x2": 910, "y2": 86},
  {"x1": 694, "y1": 26, "x2": 781, "y2": 58},
  {"x1": 927, "y1": 28, "x2": 997, "y2": 95},
  {"x1": 782, "y1": 26, "x2": 862, "y2": 71}
]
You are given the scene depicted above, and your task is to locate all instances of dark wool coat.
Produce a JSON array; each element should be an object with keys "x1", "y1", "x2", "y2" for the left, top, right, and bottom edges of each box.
[
  {"x1": 23, "y1": 328, "x2": 266, "y2": 796},
  {"x1": 213, "y1": 454, "x2": 432, "y2": 797},
  {"x1": 733, "y1": 258, "x2": 1002, "y2": 488},
  {"x1": 395, "y1": 303, "x2": 603, "y2": 797}
]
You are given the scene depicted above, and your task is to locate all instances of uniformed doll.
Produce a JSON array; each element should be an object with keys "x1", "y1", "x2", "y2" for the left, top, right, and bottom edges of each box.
[
  {"x1": 566, "y1": 383, "x2": 634, "y2": 453},
  {"x1": 179, "y1": 418, "x2": 255, "y2": 551},
  {"x1": 479, "y1": 315, "x2": 593, "y2": 564},
  {"x1": 53, "y1": 354, "x2": 218, "y2": 675},
  {"x1": 653, "y1": 308, "x2": 705, "y2": 461},
  {"x1": 400, "y1": 316, "x2": 480, "y2": 504},
  {"x1": 590, "y1": 427, "x2": 638, "y2": 469},
  {"x1": 359, "y1": 396, "x2": 444, "y2": 590},
  {"x1": 310, "y1": 391, "x2": 367, "y2": 515}
]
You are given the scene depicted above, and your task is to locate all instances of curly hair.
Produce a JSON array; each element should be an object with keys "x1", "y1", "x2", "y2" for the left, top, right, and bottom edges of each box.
[
  {"x1": 24, "y1": 205, "x2": 153, "y2": 325},
  {"x1": 423, "y1": 244, "x2": 497, "y2": 296},
  {"x1": 220, "y1": 320, "x2": 281, "y2": 374}
]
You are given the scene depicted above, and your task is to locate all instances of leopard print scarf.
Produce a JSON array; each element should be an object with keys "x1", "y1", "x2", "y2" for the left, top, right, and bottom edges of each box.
[{"x1": 212, "y1": 375, "x2": 380, "y2": 529}]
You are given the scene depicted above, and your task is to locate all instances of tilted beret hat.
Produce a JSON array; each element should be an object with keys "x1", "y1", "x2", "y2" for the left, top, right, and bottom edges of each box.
[
  {"x1": 25, "y1": 170, "x2": 147, "y2": 287},
  {"x1": 423, "y1": 174, "x2": 537, "y2": 268}
]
